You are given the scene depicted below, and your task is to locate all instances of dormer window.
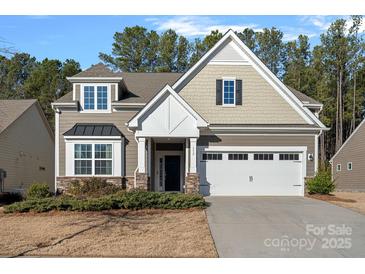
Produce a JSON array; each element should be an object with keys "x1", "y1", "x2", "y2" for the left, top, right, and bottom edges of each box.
[
  {"x1": 84, "y1": 86, "x2": 95, "y2": 110},
  {"x1": 81, "y1": 84, "x2": 110, "y2": 112},
  {"x1": 97, "y1": 86, "x2": 108, "y2": 110}
]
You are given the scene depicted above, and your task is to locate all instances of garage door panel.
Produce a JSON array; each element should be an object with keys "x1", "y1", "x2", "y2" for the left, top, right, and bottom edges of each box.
[{"x1": 199, "y1": 149, "x2": 304, "y2": 196}]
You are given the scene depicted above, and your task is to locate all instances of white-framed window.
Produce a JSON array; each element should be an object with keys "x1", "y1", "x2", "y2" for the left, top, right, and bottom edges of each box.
[
  {"x1": 94, "y1": 144, "x2": 112, "y2": 175},
  {"x1": 83, "y1": 86, "x2": 95, "y2": 110},
  {"x1": 336, "y1": 164, "x2": 341, "y2": 172},
  {"x1": 347, "y1": 162, "x2": 352, "y2": 171},
  {"x1": 223, "y1": 78, "x2": 235, "y2": 106},
  {"x1": 81, "y1": 84, "x2": 110, "y2": 112},
  {"x1": 74, "y1": 144, "x2": 93, "y2": 175},
  {"x1": 73, "y1": 143, "x2": 113, "y2": 175},
  {"x1": 97, "y1": 86, "x2": 108, "y2": 110}
]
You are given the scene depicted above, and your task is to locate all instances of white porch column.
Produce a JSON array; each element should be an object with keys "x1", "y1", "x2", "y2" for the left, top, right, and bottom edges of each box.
[
  {"x1": 137, "y1": 137, "x2": 146, "y2": 173},
  {"x1": 185, "y1": 138, "x2": 190, "y2": 175},
  {"x1": 189, "y1": 138, "x2": 197, "y2": 173},
  {"x1": 147, "y1": 138, "x2": 152, "y2": 176}
]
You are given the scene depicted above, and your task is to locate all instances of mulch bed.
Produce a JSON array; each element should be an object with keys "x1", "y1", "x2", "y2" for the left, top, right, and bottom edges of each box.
[{"x1": 307, "y1": 193, "x2": 356, "y2": 203}]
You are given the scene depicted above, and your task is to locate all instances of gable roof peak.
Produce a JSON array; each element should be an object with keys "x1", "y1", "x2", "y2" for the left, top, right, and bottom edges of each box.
[{"x1": 68, "y1": 63, "x2": 122, "y2": 79}]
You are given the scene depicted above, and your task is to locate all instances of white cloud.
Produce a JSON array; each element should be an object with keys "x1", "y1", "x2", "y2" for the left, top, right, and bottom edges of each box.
[
  {"x1": 145, "y1": 16, "x2": 260, "y2": 37},
  {"x1": 280, "y1": 26, "x2": 317, "y2": 42},
  {"x1": 300, "y1": 15, "x2": 333, "y2": 31}
]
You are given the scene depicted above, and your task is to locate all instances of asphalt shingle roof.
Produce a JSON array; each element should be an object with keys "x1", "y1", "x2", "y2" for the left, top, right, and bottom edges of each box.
[{"x1": 0, "y1": 99, "x2": 37, "y2": 134}]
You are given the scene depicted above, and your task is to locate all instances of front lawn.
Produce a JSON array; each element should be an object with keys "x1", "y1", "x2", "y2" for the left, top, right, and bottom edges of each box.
[{"x1": 0, "y1": 209, "x2": 217, "y2": 257}]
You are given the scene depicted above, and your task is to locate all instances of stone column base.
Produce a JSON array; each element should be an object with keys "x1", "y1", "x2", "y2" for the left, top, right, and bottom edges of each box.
[
  {"x1": 185, "y1": 173, "x2": 200, "y2": 194},
  {"x1": 135, "y1": 172, "x2": 150, "y2": 191}
]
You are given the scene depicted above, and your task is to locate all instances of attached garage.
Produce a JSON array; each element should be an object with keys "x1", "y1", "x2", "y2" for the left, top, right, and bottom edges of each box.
[{"x1": 198, "y1": 146, "x2": 307, "y2": 196}]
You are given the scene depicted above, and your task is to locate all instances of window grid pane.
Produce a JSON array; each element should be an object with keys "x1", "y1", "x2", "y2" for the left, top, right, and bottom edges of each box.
[
  {"x1": 223, "y1": 80, "x2": 234, "y2": 105},
  {"x1": 95, "y1": 160, "x2": 112, "y2": 175},
  {"x1": 202, "y1": 153, "x2": 222, "y2": 160},
  {"x1": 84, "y1": 86, "x2": 95, "y2": 110},
  {"x1": 74, "y1": 144, "x2": 92, "y2": 159},
  {"x1": 228, "y1": 153, "x2": 248, "y2": 160},
  {"x1": 254, "y1": 153, "x2": 273, "y2": 160},
  {"x1": 94, "y1": 144, "x2": 112, "y2": 175},
  {"x1": 97, "y1": 86, "x2": 108, "y2": 110},
  {"x1": 75, "y1": 160, "x2": 92, "y2": 175}
]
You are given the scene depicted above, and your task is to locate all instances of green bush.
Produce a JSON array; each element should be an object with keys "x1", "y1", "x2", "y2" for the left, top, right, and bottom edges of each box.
[
  {"x1": 4, "y1": 191, "x2": 207, "y2": 213},
  {"x1": 307, "y1": 168, "x2": 335, "y2": 194},
  {"x1": 26, "y1": 183, "x2": 51, "y2": 200},
  {"x1": 68, "y1": 178, "x2": 122, "y2": 198}
]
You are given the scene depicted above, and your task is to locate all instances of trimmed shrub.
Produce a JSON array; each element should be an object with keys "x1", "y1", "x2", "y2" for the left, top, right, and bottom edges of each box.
[
  {"x1": 4, "y1": 191, "x2": 208, "y2": 213},
  {"x1": 68, "y1": 178, "x2": 122, "y2": 198},
  {"x1": 307, "y1": 168, "x2": 335, "y2": 195},
  {"x1": 26, "y1": 183, "x2": 51, "y2": 200}
]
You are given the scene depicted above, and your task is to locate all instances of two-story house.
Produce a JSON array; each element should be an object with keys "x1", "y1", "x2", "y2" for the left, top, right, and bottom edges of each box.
[{"x1": 52, "y1": 30, "x2": 327, "y2": 196}]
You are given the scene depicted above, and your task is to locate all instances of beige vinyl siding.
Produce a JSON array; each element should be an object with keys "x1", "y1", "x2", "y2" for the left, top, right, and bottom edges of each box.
[
  {"x1": 179, "y1": 64, "x2": 307, "y2": 124},
  {"x1": 75, "y1": 84, "x2": 80, "y2": 101},
  {"x1": 0, "y1": 104, "x2": 54, "y2": 192},
  {"x1": 198, "y1": 135, "x2": 315, "y2": 176},
  {"x1": 58, "y1": 110, "x2": 138, "y2": 177},
  {"x1": 332, "y1": 122, "x2": 365, "y2": 191},
  {"x1": 111, "y1": 84, "x2": 116, "y2": 101}
]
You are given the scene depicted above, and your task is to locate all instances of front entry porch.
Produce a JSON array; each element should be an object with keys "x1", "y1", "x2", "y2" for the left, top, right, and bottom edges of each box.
[
  {"x1": 127, "y1": 85, "x2": 208, "y2": 194},
  {"x1": 135, "y1": 137, "x2": 199, "y2": 194}
]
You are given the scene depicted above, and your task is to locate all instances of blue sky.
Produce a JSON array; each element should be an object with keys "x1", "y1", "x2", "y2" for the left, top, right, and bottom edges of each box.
[{"x1": 0, "y1": 15, "x2": 358, "y2": 69}]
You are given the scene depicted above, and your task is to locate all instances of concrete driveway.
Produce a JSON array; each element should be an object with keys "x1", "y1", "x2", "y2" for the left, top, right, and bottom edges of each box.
[{"x1": 205, "y1": 197, "x2": 365, "y2": 257}]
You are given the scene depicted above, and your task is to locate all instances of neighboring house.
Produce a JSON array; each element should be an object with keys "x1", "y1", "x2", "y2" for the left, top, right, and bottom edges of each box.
[
  {"x1": 330, "y1": 119, "x2": 365, "y2": 191},
  {"x1": 0, "y1": 100, "x2": 55, "y2": 193},
  {"x1": 52, "y1": 30, "x2": 327, "y2": 196}
]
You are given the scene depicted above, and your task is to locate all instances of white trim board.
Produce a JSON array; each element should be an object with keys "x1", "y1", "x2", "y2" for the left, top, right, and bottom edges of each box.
[
  {"x1": 127, "y1": 84, "x2": 208, "y2": 128},
  {"x1": 172, "y1": 29, "x2": 326, "y2": 129},
  {"x1": 202, "y1": 146, "x2": 307, "y2": 152},
  {"x1": 330, "y1": 118, "x2": 365, "y2": 162}
]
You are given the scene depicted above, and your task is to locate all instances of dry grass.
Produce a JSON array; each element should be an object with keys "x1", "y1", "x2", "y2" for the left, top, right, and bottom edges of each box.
[
  {"x1": 0, "y1": 209, "x2": 217, "y2": 258},
  {"x1": 308, "y1": 192, "x2": 365, "y2": 215}
]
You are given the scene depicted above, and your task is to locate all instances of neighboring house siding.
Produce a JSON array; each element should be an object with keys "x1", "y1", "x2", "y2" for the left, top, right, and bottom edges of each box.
[
  {"x1": 179, "y1": 64, "x2": 307, "y2": 124},
  {"x1": 58, "y1": 110, "x2": 138, "y2": 177},
  {"x1": 332, "y1": 123, "x2": 365, "y2": 191},
  {"x1": 0, "y1": 104, "x2": 54, "y2": 192},
  {"x1": 198, "y1": 135, "x2": 315, "y2": 176}
]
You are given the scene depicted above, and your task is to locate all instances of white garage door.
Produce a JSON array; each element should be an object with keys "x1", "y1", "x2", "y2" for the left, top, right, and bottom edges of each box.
[{"x1": 198, "y1": 148, "x2": 305, "y2": 196}]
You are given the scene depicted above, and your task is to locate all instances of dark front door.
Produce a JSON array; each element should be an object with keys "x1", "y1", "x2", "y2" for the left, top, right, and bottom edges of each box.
[{"x1": 164, "y1": 155, "x2": 181, "y2": 191}]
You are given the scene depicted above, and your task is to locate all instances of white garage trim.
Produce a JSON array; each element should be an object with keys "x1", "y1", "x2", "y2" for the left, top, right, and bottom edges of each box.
[
  {"x1": 198, "y1": 146, "x2": 307, "y2": 196},
  {"x1": 202, "y1": 146, "x2": 307, "y2": 152}
]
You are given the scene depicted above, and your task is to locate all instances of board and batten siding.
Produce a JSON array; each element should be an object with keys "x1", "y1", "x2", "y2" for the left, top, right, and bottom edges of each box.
[
  {"x1": 332, "y1": 122, "x2": 365, "y2": 191},
  {"x1": 198, "y1": 135, "x2": 315, "y2": 177},
  {"x1": 0, "y1": 104, "x2": 54, "y2": 192},
  {"x1": 179, "y1": 64, "x2": 307, "y2": 125},
  {"x1": 58, "y1": 110, "x2": 138, "y2": 177}
]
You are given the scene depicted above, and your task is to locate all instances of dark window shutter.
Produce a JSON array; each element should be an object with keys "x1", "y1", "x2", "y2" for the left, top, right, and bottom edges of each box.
[
  {"x1": 236, "y1": 79, "x2": 242, "y2": 105},
  {"x1": 216, "y1": 79, "x2": 222, "y2": 105}
]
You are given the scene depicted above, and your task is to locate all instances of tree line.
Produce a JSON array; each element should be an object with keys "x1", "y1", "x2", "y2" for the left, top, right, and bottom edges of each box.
[
  {"x1": 0, "y1": 54, "x2": 81, "y2": 126},
  {"x1": 1, "y1": 16, "x2": 364, "y2": 162}
]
